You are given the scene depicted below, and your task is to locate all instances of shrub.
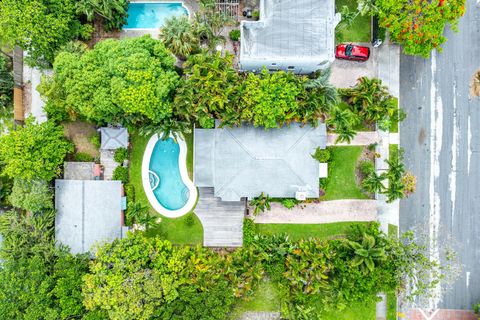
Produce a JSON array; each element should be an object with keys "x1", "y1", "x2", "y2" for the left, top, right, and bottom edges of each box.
[
  {"x1": 229, "y1": 29, "x2": 240, "y2": 41},
  {"x1": 359, "y1": 160, "x2": 375, "y2": 175},
  {"x1": 311, "y1": 147, "x2": 330, "y2": 163},
  {"x1": 74, "y1": 152, "x2": 93, "y2": 162},
  {"x1": 243, "y1": 218, "x2": 257, "y2": 246},
  {"x1": 9, "y1": 179, "x2": 53, "y2": 212},
  {"x1": 281, "y1": 198, "x2": 298, "y2": 209},
  {"x1": 401, "y1": 171, "x2": 416, "y2": 196},
  {"x1": 112, "y1": 166, "x2": 128, "y2": 183},
  {"x1": 184, "y1": 213, "x2": 195, "y2": 227},
  {"x1": 249, "y1": 192, "x2": 271, "y2": 215},
  {"x1": 113, "y1": 147, "x2": 128, "y2": 163},
  {"x1": 252, "y1": 10, "x2": 260, "y2": 20},
  {"x1": 90, "y1": 134, "x2": 100, "y2": 149}
]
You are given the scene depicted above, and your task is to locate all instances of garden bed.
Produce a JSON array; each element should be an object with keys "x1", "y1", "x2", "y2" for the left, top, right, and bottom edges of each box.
[
  {"x1": 129, "y1": 131, "x2": 203, "y2": 245},
  {"x1": 63, "y1": 121, "x2": 99, "y2": 160}
]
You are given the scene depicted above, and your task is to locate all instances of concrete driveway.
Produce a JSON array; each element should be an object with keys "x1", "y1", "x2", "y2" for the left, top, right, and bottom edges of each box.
[{"x1": 330, "y1": 42, "x2": 378, "y2": 88}]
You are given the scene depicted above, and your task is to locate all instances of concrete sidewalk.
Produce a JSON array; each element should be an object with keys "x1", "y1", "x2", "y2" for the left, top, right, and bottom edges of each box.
[{"x1": 252, "y1": 201, "x2": 377, "y2": 224}]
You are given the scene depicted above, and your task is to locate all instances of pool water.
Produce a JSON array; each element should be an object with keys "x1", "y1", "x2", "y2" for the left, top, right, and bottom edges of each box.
[
  {"x1": 149, "y1": 138, "x2": 189, "y2": 210},
  {"x1": 125, "y1": 2, "x2": 188, "y2": 29}
]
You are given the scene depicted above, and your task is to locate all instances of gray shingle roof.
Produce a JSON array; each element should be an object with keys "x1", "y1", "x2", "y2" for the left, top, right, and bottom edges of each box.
[{"x1": 194, "y1": 122, "x2": 327, "y2": 201}]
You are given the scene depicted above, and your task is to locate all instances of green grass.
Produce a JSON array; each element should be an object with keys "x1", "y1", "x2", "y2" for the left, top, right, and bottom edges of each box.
[
  {"x1": 183, "y1": 130, "x2": 194, "y2": 179},
  {"x1": 230, "y1": 279, "x2": 281, "y2": 318},
  {"x1": 255, "y1": 222, "x2": 369, "y2": 241},
  {"x1": 129, "y1": 131, "x2": 203, "y2": 245},
  {"x1": 321, "y1": 146, "x2": 368, "y2": 200},
  {"x1": 335, "y1": 0, "x2": 371, "y2": 43},
  {"x1": 319, "y1": 300, "x2": 376, "y2": 320},
  {"x1": 386, "y1": 224, "x2": 398, "y2": 320},
  {"x1": 389, "y1": 144, "x2": 398, "y2": 161},
  {"x1": 389, "y1": 98, "x2": 400, "y2": 133}
]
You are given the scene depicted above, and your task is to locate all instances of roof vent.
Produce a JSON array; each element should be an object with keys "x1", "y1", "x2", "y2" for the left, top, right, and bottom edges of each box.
[{"x1": 295, "y1": 191, "x2": 307, "y2": 201}]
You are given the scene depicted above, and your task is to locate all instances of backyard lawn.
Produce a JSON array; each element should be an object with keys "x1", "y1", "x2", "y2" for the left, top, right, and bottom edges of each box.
[
  {"x1": 230, "y1": 279, "x2": 281, "y2": 318},
  {"x1": 255, "y1": 221, "x2": 369, "y2": 241},
  {"x1": 129, "y1": 131, "x2": 203, "y2": 245},
  {"x1": 321, "y1": 146, "x2": 369, "y2": 200},
  {"x1": 335, "y1": 0, "x2": 371, "y2": 43}
]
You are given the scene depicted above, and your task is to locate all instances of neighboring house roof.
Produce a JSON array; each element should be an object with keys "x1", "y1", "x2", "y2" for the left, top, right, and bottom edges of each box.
[
  {"x1": 55, "y1": 180, "x2": 127, "y2": 254},
  {"x1": 240, "y1": 0, "x2": 340, "y2": 74},
  {"x1": 194, "y1": 122, "x2": 327, "y2": 201},
  {"x1": 100, "y1": 127, "x2": 129, "y2": 150}
]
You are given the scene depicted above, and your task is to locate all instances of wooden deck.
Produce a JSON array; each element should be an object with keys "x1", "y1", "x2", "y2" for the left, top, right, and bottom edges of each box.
[{"x1": 195, "y1": 187, "x2": 245, "y2": 247}]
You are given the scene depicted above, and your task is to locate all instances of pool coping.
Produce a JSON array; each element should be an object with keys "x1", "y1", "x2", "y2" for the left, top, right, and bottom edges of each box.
[
  {"x1": 123, "y1": 1, "x2": 192, "y2": 31},
  {"x1": 142, "y1": 134, "x2": 198, "y2": 218}
]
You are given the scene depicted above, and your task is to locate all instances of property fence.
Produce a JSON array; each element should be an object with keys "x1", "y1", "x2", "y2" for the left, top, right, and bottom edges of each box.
[{"x1": 216, "y1": 0, "x2": 240, "y2": 19}]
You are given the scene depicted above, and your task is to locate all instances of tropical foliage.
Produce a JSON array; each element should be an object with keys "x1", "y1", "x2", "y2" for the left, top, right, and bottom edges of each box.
[
  {"x1": 0, "y1": 0, "x2": 93, "y2": 67},
  {"x1": 339, "y1": 77, "x2": 403, "y2": 131},
  {"x1": 160, "y1": 15, "x2": 199, "y2": 59},
  {"x1": 76, "y1": 0, "x2": 129, "y2": 31},
  {"x1": 249, "y1": 192, "x2": 272, "y2": 215},
  {"x1": 0, "y1": 53, "x2": 13, "y2": 119},
  {"x1": 176, "y1": 52, "x2": 336, "y2": 129},
  {"x1": 376, "y1": 0, "x2": 465, "y2": 57},
  {"x1": 0, "y1": 117, "x2": 73, "y2": 181},
  {"x1": 0, "y1": 210, "x2": 90, "y2": 319},
  {"x1": 82, "y1": 232, "x2": 262, "y2": 319},
  {"x1": 9, "y1": 179, "x2": 53, "y2": 213},
  {"x1": 39, "y1": 36, "x2": 179, "y2": 129}
]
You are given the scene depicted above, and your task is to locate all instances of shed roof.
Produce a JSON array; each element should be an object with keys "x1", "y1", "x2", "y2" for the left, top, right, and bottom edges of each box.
[
  {"x1": 100, "y1": 127, "x2": 128, "y2": 150},
  {"x1": 194, "y1": 122, "x2": 327, "y2": 201},
  {"x1": 55, "y1": 180, "x2": 125, "y2": 254}
]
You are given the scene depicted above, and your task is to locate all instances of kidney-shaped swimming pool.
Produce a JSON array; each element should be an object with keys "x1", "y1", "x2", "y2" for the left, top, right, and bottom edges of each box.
[{"x1": 142, "y1": 134, "x2": 197, "y2": 217}]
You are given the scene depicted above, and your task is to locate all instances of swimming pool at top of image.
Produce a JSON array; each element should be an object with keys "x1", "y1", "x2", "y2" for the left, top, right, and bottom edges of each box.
[{"x1": 124, "y1": 2, "x2": 188, "y2": 29}]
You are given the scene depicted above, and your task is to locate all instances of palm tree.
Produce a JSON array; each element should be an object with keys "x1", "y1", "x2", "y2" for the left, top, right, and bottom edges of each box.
[
  {"x1": 327, "y1": 106, "x2": 359, "y2": 143},
  {"x1": 138, "y1": 118, "x2": 191, "y2": 142},
  {"x1": 160, "y1": 15, "x2": 199, "y2": 59},
  {"x1": 76, "y1": 0, "x2": 129, "y2": 31},
  {"x1": 126, "y1": 202, "x2": 148, "y2": 224},
  {"x1": 385, "y1": 181, "x2": 405, "y2": 203},
  {"x1": 305, "y1": 67, "x2": 339, "y2": 116},
  {"x1": 361, "y1": 171, "x2": 386, "y2": 194},
  {"x1": 347, "y1": 233, "x2": 386, "y2": 273},
  {"x1": 249, "y1": 192, "x2": 271, "y2": 215}
]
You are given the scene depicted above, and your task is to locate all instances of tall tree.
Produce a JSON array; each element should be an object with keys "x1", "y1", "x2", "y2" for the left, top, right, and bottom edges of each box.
[
  {"x1": 376, "y1": 0, "x2": 465, "y2": 57},
  {"x1": 76, "y1": 0, "x2": 130, "y2": 31},
  {"x1": 39, "y1": 35, "x2": 179, "y2": 127},
  {"x1": 0, "y1": 117, "x2": 74, "y2": 181},
  {"x1": 9, "y1": 179, "x2": 53, "y2": 213},
  {"x1": 0, "y1": 0, "x2": 93, "y2": 67},
  {"x1": 160, "y1": 15, "x2": 199, "y2": 60}
]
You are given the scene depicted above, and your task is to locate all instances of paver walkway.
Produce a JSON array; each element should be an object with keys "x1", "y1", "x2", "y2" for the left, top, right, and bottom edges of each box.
[
  {"x1": 252, "y1": 201, "x2": 377, "y2": 224},
  {"x1": 100, "y1": 150, "x2": 116, "y2": 180},
  {"x1": 327, "y1": 131, "x2": 380, "y2": 146},
  {"x1": 195, "y1": 187, "x2": 245, "y2": 247}
]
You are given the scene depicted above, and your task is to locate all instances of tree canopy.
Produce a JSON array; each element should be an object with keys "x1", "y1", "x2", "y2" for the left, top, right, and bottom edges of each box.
[
  {"x1": 0, "y1": 0, "x2": 92, "y2": 67},
  {"x1": 377, "y1": 0, "x2": 465, "y2": 57},
  {"x1": 9, "y1": 179, "x2": 53, "y2": 213},
  {"x1": 39, "y1": 36, "x2": 180, "y2": 128},
  {"x1": 0, "y1": 117, "x2": 73, "y2": 181}
]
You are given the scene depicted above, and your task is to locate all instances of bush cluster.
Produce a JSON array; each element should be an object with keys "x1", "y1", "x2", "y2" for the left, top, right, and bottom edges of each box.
[
  {"x1": 113, "y1": 147, "x2": 128, "y2": 164},
  {"x1": 112, "y1": 166, "x2": 129, "y2": 183}
]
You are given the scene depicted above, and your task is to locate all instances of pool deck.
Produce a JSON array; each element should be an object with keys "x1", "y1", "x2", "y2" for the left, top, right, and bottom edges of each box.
[{"x1": 195, "y1": 187, "x2": 245, "y2": 247}]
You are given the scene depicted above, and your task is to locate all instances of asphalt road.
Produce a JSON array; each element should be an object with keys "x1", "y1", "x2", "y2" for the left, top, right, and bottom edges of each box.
[{"x1": 400, "y1": 0, "x2": 480, "y2": 309}]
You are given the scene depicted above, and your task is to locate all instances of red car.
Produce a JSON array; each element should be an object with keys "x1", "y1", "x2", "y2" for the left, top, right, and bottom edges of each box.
[{"x1": 335, "y1": 44, "x2": 370, "y2": 61}]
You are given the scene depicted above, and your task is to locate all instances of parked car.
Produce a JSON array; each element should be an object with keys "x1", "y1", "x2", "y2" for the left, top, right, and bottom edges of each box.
[{"x1": 335, "y1": 44, "x2": 370, "y2": 62}]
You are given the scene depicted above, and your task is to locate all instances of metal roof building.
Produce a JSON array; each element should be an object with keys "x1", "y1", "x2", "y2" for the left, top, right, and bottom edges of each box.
[
  {"x1": 239, "y1": 0, "x2": 340, "y2": 74},
  {"x1": 55, "y1": 180, "x2": 127, "y2": 254},
  {"x1": 100, "y1": 127, "x2": 129, "y2": 150},
  {"x1": 194, "y1": 122, "x2": 327, "y2": 201}
]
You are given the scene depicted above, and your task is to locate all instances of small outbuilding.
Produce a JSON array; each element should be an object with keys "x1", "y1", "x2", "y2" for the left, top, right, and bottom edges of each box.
[
  {"x1": 55, "y1": 180, "x2": 128, "y2": 254},
  {"x1": 100, "y1": 127, "x2": 129, "y2": 150}
]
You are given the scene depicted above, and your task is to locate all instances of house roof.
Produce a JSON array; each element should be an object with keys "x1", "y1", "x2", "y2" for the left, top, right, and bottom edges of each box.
[
  {"x1": 100, "y1": 127, "x2": 128, "y2": 150},
  {"x1": 55, "y1": 180, "x2": 126, "y2": 254},
  {"x1": 240, "y1": 0, "x2": 340, "y2": 73},
  {"x1": 194, "y1": 122, "x2": 327, "y2": 201}
]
